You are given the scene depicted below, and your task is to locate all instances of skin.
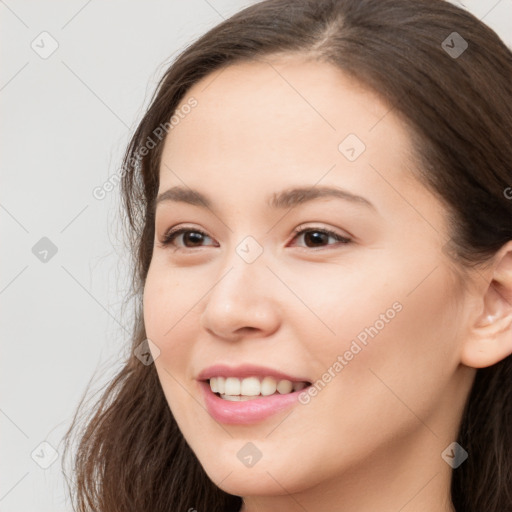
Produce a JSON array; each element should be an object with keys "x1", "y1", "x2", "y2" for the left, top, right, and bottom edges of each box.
[{"x1": 142, "y1": 55, "x2": 512, "y2": 512}]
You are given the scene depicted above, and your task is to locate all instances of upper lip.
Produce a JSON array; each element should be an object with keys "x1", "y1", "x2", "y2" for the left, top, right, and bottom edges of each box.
[{"x1": 197, "y1": 364, "x2": 311, "y2": 383}]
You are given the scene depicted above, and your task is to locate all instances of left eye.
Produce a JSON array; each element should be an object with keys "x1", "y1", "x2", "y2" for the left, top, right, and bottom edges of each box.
[
  {"x1": 290, "y1": 226, "x2": 352, "y2": 249},
  {"x1": 159, "y1": 226, "x2": 352, "y2": 250}
]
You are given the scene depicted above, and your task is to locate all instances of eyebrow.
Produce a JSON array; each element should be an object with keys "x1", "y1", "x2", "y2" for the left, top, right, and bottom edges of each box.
[{"x1": 155, "y1": 185, "x2": 376, "y2": 212}]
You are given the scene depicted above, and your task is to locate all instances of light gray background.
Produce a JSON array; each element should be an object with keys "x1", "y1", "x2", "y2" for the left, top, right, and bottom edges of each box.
[{"x1": 1, "y1": 1, "x2": 510, "y2": 511}]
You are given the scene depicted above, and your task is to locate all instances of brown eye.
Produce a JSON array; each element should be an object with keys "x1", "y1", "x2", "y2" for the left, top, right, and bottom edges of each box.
[
  {"x1": 161, "y1": 228, "x2": 216, "y2": 249},
  {"x1": 290, "y1": 226, "x2": 351, "y2": 249},
  {"x1": 159, "y1": 225, "x2": 351, "y2": 252}
]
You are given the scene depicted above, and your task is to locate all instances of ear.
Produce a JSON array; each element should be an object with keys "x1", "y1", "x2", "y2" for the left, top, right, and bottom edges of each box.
[{"x1": 461, "y1": 241, "x2": 512, "y2": 369}]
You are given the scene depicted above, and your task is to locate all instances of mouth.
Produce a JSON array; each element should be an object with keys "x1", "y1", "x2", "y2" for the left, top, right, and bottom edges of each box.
[
  {"x1": 205, "y1": 376, "x2": 312, "y2": 401},
  {"x1": 197, "y1": 364, "x2": 313, "y2": 424},
  {"x1": 199, "y1": 375, "x2": 313, "y2": 425}
]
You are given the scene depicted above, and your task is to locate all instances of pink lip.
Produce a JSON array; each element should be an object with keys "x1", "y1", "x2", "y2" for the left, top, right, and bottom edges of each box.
[
  {"x1": 199, "y1": 381, "x2": 309, "y2": 425},
  {"x1": 197, "y1": 363, "x2": 310, "y2": 383}
]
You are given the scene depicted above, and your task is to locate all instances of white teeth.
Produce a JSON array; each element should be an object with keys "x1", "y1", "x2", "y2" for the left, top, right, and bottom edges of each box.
[
  {"x1": 224, "y1": 377, "x2": 241, "y2": 395},
  {"x1": 240, "y1": 376, "x2": 261, "y2": 396},
  {"x1": 277, "y1": 379, "x2": 293, "y2": 394},
  {"x1": 208, "y1": 376, "x2": 309, "y2": 399},
  {"x1": 220, "y1": 394, "x2": 256, "y2": 401},
  {"x1": 261, "y1": 376, "x2": 277, "y2": 396}
]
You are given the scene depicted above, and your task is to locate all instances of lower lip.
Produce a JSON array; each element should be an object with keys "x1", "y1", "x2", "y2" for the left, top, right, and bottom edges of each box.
[{"x1": 199, "y1": 381, "x2": 308, "y2": 425}]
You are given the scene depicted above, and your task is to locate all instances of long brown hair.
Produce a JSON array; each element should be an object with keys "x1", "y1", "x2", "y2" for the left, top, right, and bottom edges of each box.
[{"x1": 62, "y1": 1, "x2": 512, "y2": 510}]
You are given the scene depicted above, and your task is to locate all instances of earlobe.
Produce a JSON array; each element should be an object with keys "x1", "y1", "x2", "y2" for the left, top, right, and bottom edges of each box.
[{"x1": 460, "y1": 242, "x2": 512, "y2": 369}]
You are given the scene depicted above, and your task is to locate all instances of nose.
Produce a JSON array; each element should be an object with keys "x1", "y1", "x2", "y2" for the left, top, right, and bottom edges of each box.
[{"x1": 199, "y1": 250, "x2": 281, "y2": 342}]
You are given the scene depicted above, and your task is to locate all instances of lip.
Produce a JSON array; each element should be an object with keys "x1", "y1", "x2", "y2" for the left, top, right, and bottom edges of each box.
[
  {"x1": 197, "y1": 363, "x2": 310, "y2": 383},
  {"x1": 199, "y1": 381, "x2": 309, "y2": 425}
]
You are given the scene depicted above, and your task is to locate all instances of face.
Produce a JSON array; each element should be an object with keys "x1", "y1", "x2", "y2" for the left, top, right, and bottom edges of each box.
[{"x1": 143, "y1": 56, "x2": 473, "y2": 501}]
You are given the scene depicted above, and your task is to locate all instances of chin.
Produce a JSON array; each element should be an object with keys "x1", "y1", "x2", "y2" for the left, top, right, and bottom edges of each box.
[{"x1": 199, "y1": 453, "x2": 308, "y2": 497}]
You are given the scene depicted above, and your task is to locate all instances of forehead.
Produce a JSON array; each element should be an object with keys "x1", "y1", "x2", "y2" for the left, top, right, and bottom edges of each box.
[
  {"x1": 163, "y1": 55, "x2": 415, "y2": 160},
  {"x1": 167, "y1": 55, "x2": 403, "y2": 153},
  {"x1": 158, "y1": 56, "x2": 421, "y2": 212}
]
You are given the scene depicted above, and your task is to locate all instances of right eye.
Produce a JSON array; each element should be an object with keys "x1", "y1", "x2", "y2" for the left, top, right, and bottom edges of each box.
[{"x1": 159, "y1": 226, "x2": 218, "y2": 251}]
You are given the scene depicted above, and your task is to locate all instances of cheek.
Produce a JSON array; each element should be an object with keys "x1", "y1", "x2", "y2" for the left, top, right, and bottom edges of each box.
[
  {"x1": 283, "y1": 265, "x2": 404, "y2": 373},
  {"x1": 143, "y1": 265, "x2": 205, "y2": 432},
  {"x1": 142, "y1": 263, "x2": 197, "y2": 368},
  {"x1": 281, "y1": 267, "x2": 462, "y2": 481},
  {"x1": 319, "y1": 264, "x2": 462, "y2": 433}
]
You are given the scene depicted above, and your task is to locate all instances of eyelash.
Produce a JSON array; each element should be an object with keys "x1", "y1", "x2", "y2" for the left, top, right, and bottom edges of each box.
[{"x1": 159, "y1": 224, "x2": 352, "y2": 251}]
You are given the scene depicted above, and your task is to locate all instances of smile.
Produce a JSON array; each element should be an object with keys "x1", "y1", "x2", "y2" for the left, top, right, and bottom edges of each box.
[{"x1": 208, "y1": 376, "x2": 309, "y2": 400}]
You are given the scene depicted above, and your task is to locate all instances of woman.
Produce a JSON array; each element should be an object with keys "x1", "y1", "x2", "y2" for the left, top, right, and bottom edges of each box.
[{"x1": 63, "y1": 0, "x2": 512, "y2": 510}]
